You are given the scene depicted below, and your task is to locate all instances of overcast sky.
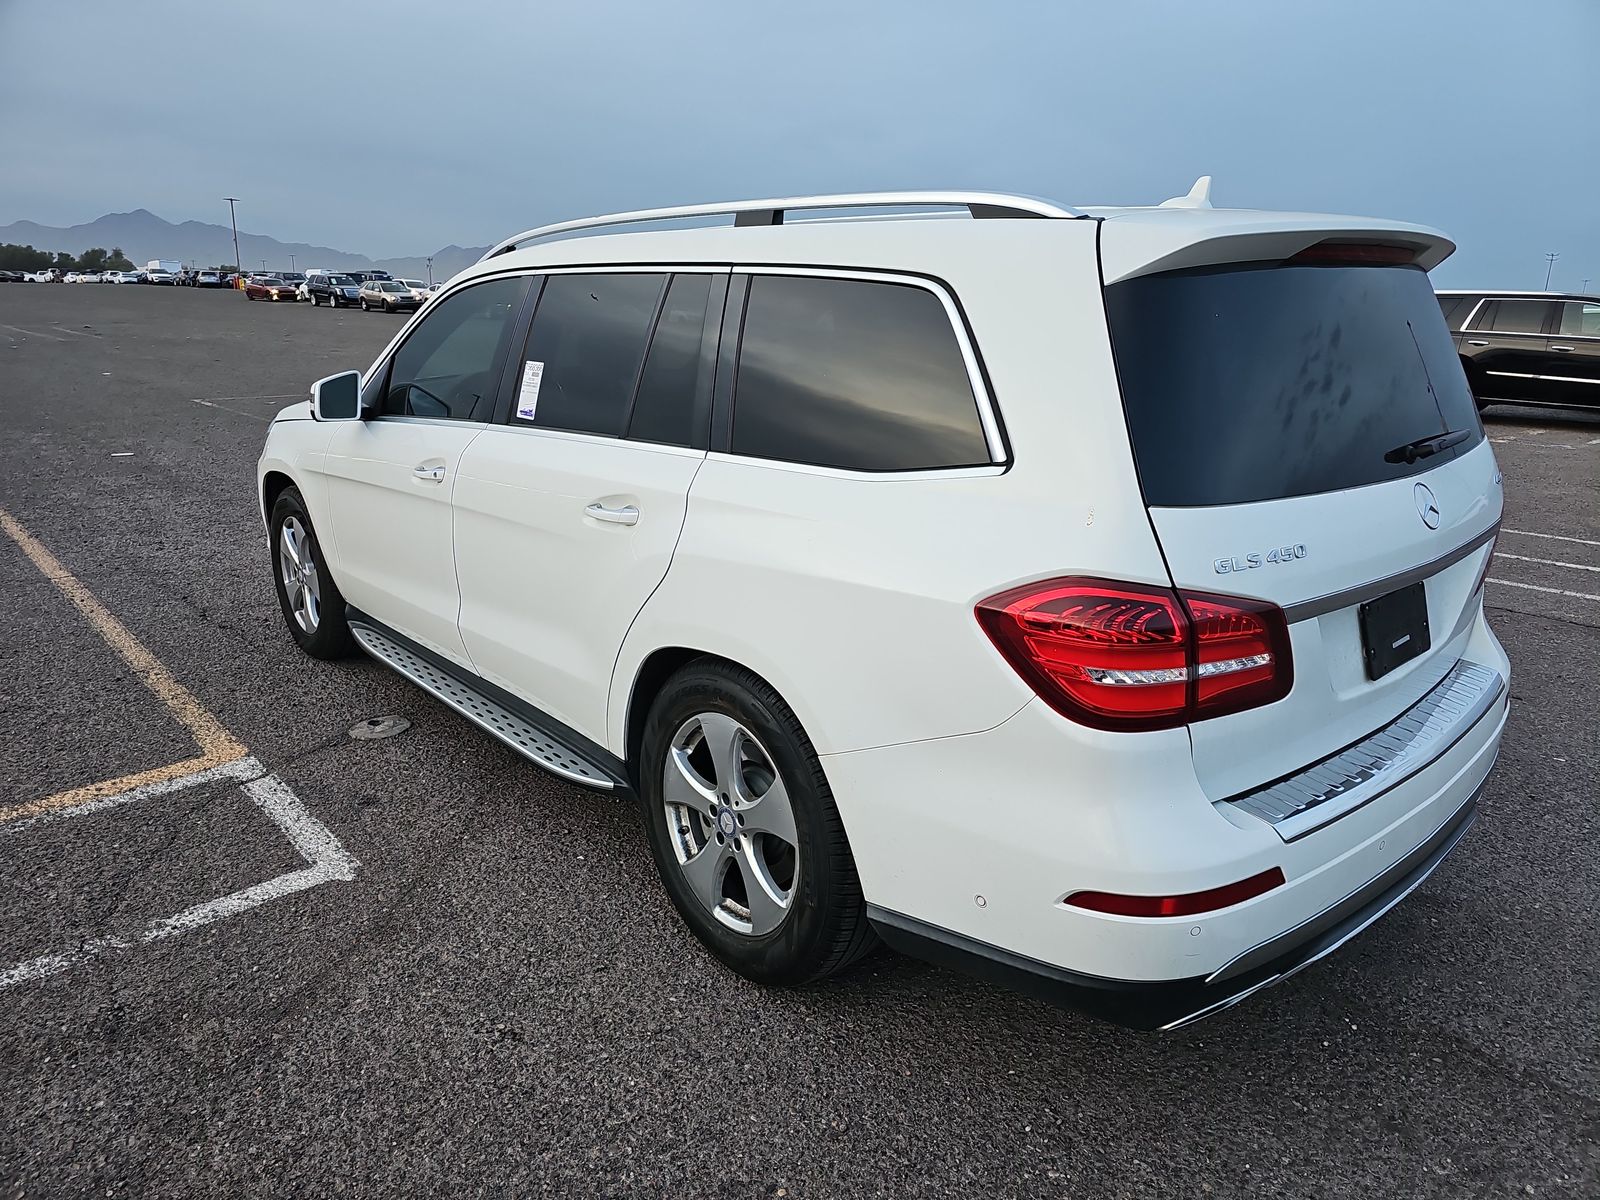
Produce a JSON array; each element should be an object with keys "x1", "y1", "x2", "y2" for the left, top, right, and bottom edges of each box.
[{"x1": 2, "y1": 0, "x2": 1595, "y2": 288}]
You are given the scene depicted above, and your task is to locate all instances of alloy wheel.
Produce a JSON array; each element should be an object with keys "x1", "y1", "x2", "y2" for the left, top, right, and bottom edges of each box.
[
  {"x1": 663, "y1": 713, "x2": 800, "y2": 936},
  {"x1": 278, "y1": 516, "x2": 321, "y2": 633}
]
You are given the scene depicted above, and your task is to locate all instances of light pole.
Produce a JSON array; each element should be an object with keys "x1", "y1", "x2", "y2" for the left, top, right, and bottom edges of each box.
[
  {"x1": 260, "y1": 259, "x2": 268, "y2": 274},
  {"x1": 1543, "y1": 251, "x2": 1559, "y2": 290},
  {"x1": 1583, "y1": 278, "x2": 1592, "y2": 293},
  {"x1": 288, "y1": 252, "x2": 296, "y2": 271},
  {"x1": 224, "y1": 197, "x2": 242, "y2": 286},
  {"x1": 426, "y1": 255, "x2": 433, "y2": 286}
]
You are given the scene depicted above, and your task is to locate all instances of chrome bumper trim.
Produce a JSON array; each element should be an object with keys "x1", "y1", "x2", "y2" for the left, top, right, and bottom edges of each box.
[
  {"x1": 1282, "y1": 521, "x2": 1498, "y2": 623},
  {"x1": 1223, "y1": 660, "x2": 1504, "y2": 841}
]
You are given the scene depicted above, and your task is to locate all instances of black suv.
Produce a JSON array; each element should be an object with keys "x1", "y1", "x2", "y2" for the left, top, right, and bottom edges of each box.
[
  {"x1": 306, "y1": 273, "x2": 363, "y2": 308},
  {"x1": 1439, "y1": 290, "x2": 1600, "y2": 412}
]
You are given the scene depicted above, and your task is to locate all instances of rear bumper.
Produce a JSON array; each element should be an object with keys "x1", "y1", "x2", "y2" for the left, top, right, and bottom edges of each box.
[
  {"x1": 870, "y1": 782, "x2": 1480, "y2": 1030},
  {"x1": 824, "y1": 612, "x2": 1509, "y2": 1023}
]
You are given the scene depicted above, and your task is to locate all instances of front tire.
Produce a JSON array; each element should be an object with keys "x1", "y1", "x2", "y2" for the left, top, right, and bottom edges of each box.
[
  {"x1": 639, "y1": 660, "x2": 876, "y2": 985},
  {"x1": 360, "y1": 298, "x2": 369, "y2": 311},
  {"x1": 330, "y1": 293, "x2": 339, "y2": 309},
  {"x1": 269, "y1": 487, "x2": 353, "y2": 659}
]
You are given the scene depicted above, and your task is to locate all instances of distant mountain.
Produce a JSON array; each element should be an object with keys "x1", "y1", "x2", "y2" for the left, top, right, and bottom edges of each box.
[{"x1": 0, "y1": 209, "x2": 486, "y2": 281}]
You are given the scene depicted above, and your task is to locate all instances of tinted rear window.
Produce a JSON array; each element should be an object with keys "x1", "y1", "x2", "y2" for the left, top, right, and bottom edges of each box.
[{"x1": 1107, "y1": 264, "x2": 1483, "y2": 507}]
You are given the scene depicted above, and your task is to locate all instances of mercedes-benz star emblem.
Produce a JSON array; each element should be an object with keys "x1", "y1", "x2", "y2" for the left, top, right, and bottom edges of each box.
[{"x1": 1413, "y1": 481, "x2": 1441, "y2": 530}]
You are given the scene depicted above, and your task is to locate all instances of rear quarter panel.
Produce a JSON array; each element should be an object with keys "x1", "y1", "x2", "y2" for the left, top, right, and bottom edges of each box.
[{"x1": 608, "y1": 221, "x2": 1171, "y2": 757}]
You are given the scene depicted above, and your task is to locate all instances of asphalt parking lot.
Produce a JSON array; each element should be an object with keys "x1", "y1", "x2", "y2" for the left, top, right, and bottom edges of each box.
[{"x1": 1, "y1": 284, "x2": 1595, "y2": 1198}]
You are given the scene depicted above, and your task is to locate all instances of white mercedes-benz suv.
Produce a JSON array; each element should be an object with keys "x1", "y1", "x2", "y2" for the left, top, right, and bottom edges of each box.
[{"x1": 257, "y1": 185, "x2": 1508, "y2": 1029}]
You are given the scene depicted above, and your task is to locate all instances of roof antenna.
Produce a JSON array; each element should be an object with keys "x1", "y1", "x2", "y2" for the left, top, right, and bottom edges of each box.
[{"x1": 1160, "y1": 176, "x2": 1213, "y2": 209}]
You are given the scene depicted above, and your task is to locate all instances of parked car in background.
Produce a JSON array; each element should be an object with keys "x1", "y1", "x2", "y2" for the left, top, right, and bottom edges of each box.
[
  {"x1": 278, "y1": 271, "x2": 307, "y2": 298},
  {"x1": 398, "y1": 278, "x2": 430, "y2": 302},
  {"x1": 345, "y1": 270, "x2": 394, "y2": 286},
  {"x1": 194, "y1": 270, "x2": 224, "y2": 288},
  {"x1": 0, "y1": 270, "x2": 23, "y2": 283},
  {"x1": 145, "y1": 270, "x2": 176, "y2": 285},
  {"x1": 102, "y1": 270, "x2": 136, "y2": 284},
  {"x1": 306, "y1": 273, "x2": 362, "y2": 307},
  {"x1": 1438, "y1": 289, "x2": 1600, "y2": 413},
  {"x1": 146, "y1": 259, "x2": 182, "y2": 277},
  {"x1": 244, "y1": 275, "x2": 300, "y2": 302},
  {"x1": 358, "y1": 279, "x2": 421, "y2": 313},
  {"x1": 257, "y1": 188, "x2": 1508, "y2": 1031}
]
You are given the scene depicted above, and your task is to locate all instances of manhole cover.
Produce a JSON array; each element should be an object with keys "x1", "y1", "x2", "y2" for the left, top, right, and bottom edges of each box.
[{"x1": 349, "y1": 715, "x2": 410, "y2": 741}]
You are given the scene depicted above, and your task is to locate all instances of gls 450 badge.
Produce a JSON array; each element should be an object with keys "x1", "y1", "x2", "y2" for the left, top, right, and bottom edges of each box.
[{"x1": 1214, "y1": 544, "x2": 1308, "y2": 574}]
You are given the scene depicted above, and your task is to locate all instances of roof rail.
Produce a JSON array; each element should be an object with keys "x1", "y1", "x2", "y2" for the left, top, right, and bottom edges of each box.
[{"x1": 479, "y1": 191, "x2": 1085, "y2": 261}]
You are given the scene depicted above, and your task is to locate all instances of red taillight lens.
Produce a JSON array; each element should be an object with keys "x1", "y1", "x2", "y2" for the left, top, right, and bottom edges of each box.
[
  {"x1": 1064, "y1": 867, "x2": 1287, "y2": 917},
  {"x1": 1186, "y1": 592, "x2": 1293, "y2": 716},
  {"x1": 976, "y1": 578, "x2": 1292, "y2": 731}
]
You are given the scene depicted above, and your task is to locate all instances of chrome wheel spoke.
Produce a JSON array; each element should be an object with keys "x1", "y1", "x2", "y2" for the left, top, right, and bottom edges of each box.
[
  {"x1": 734, "y1": 841, "x2": 789, "y2": 935},
  {"x1": 664, "y1": 746, "x2": 717, "y2": 817},
  {"x1": 679, "y1": 840, "x2": 732, "y2": 912},
  {"x1": 280, "y1": 520, "x2": 304, "y2": 570},
  {"x1": 695, "y1": 712, "x2": 745, "y2": 794},
  {"x1": 737, "y1": 772, "x2": 797, "y2": 847}
]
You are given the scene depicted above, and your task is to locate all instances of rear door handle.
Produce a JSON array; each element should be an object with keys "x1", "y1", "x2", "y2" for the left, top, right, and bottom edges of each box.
[
  {"x1": 1550, "y1": 345, "x2": 1575, "y2": 352},
  {"x1": 1466, "y1": 339, "x2": 1489, "y2": 346},
  {"x1": 585, "y1": 502, "x2": 639, "y2": 526},
  {"x1": 412, "y1": 464, "x2": 446, "y2": 482}
]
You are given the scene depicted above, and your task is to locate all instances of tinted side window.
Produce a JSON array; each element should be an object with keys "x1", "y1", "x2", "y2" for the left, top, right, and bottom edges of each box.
[
  {"x1": 628, "y1": 274, "x2": 713, "y2": 447},
  {"x1": 383, "y1": 275, "x2": 526, "y2": 420},
  {"x1": 1558, "y1": 301, "x2": 1600, "y2": 337},
  {"x1": 513, "y1": 273, "x2": 665, "y2": 436},
  {"x1": 1483, "y1": 299, "x2": 1553, "y2": 334},
  {"x1": 731, "y1": 275, "x2": 988, "y2": 471},
  {"x1": 1436, "y1": 295, "x2": 1475, "y2": 329}
]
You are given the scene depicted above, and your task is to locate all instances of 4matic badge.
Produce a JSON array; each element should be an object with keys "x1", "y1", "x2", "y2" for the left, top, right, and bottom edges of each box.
[{"x1": 1214, "y1": 543, "x2": 1308, "y2": 575}]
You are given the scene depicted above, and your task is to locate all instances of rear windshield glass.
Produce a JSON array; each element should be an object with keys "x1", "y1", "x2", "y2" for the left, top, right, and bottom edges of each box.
[{"x1": 1106, "y1": 264, "x2": 1482, "y2": 507}]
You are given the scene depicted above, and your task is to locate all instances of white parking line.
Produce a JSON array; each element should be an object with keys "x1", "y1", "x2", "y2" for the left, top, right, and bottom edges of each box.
[
  {"x1": 0, "y1": 322, "x2": 68, "y2": 342},
  {"x1": 1487, "y1": 578, "x2": 1600, "y2": 603},
  {"x1": 0, "y1": 757, "x2": 357, "y2": 990},
  {"x1": 1502, "y1": 529, "x2": 1600, "y2": 548},
  {"x1": 1495, "y1": 552, "x2": 1600, "y2": 573}
]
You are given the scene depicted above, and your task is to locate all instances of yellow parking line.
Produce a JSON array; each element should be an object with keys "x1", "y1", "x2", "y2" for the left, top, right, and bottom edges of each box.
[{"x1": 0, "y1": 506, "x2": 247, "y2": 823}]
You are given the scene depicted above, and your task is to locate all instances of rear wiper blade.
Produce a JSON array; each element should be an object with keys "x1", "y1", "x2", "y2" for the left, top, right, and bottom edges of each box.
[{"x1": 1384, "y1": 428, "x2": 1472, "y2": 465}]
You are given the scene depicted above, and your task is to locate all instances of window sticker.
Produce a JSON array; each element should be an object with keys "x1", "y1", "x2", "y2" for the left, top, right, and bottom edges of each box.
[{"x1": 516, "y1": 360, "x2": 545, "y2": 421}]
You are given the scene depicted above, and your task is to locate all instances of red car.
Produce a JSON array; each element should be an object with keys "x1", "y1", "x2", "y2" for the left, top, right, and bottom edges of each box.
[{"x1": 244, "y1": 275, "x2": 299, "y2": 302}]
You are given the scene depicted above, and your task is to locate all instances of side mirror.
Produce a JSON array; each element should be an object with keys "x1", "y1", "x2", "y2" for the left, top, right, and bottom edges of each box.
[{"x1": 311, "y1": 370, "x2": 362, "y2": 421}]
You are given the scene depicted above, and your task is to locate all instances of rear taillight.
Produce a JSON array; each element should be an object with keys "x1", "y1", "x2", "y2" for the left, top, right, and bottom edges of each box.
[{"x1": 975, "y1": 577, "x2": 1293, "y2": 731}]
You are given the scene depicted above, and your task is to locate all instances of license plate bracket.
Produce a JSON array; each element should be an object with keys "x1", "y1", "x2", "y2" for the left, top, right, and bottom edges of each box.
[{"x1": 1359, "y1": 581, "x2": 1431, "y2": 680}]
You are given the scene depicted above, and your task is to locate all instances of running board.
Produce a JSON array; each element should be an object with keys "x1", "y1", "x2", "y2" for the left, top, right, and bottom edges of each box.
[{"x1": 348, "y1": 621, "x2": 618, "y2": 790}]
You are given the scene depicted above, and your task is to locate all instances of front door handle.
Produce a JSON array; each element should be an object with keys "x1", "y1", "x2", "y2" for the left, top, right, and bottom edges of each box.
[
  {"x1": 585, "y1": 502, "x2": 640, "y2": 526},
  {"x1": 1466, "y1": 339, "x2": 1489, "y2": 347},
  {"x1": 412, "y1": 464, "x2": 446, "y2": 482},
  {"x1": 1550, "y1": 345, "x2": 1575, "y2": 352}
]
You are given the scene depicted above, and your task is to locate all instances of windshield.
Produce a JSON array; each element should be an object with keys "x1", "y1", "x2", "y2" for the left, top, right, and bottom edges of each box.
[
  {"x1": 1106, "y1": 263, "x2": 1483, "y2": 507},
  {"x1": 328, "y1": 275, "x2": 355, "y2": 286},
  {"x1": 379, "y1": 282, "x2": 405, "y2": 291}
]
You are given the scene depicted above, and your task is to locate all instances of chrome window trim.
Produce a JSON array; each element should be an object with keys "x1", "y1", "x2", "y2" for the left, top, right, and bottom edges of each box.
[
  {"x1": 1282, "y1": 520, "x2": 1499, "y2": 624},
  {"x1": 1486, "y1": 370, "x2": 1600, "y2": 385},
  {"x1": 1221, "y1": 659, "x2": 1505, "y2": 843},
  {"x1": 736, "y1": 264, "x2": 1006, "y2": 465}
]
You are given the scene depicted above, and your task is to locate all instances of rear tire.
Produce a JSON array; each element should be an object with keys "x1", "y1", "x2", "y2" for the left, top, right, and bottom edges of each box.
[
  {"x1": 268, "y1": 487, "x2": 353, "y2": 660},
  {"x1": 639, "y1": 660, "x2": 876, "y2": 986}
]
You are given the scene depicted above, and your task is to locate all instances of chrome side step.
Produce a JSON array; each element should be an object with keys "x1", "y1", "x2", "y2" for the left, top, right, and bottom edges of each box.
[{"x1": 349, "y1": 622, "x2": 615, "y2": 789}]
